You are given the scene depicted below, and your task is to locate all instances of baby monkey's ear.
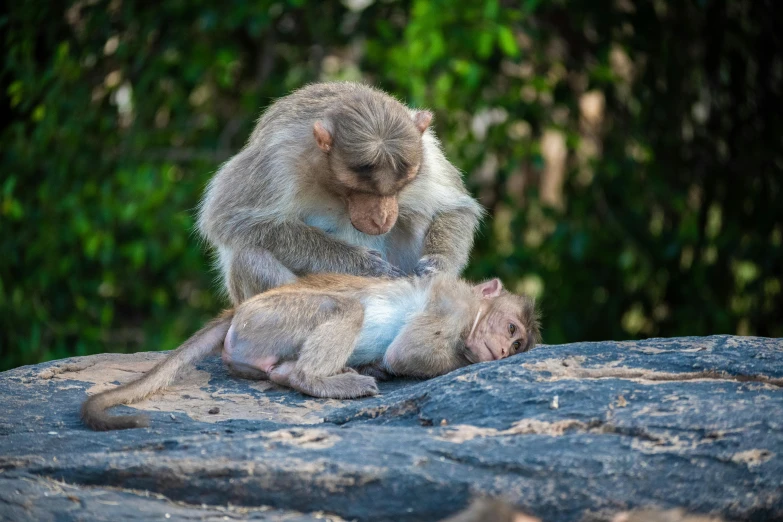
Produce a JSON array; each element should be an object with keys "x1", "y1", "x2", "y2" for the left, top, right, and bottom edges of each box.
[{"x1": 473, "y1": 278, "x2": 503, "y2": 299}]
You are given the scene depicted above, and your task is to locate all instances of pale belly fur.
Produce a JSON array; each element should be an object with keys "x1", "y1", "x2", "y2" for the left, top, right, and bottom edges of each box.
[
  {"x1": 303, "y1": 213, "x2": 385, "y2": 251},
  {"x1": 347, "y1": 280, "x2": 430, "y2": 367},
  {"x1": 303, "y1": 212, "x2": 425, "y2": 272}
]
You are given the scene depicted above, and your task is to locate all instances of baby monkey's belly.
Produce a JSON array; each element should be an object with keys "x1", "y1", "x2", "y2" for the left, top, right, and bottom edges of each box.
[{"x1": 347, "y1": 288, "x2": 428, "y2": 366}]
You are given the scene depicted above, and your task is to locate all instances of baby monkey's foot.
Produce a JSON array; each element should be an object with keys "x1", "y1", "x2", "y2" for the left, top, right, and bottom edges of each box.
[
  {"x1": 293, "y1": 369, "x2": 379, "y2": 399},
  {"x1": 340, "y1": 372, "x2": 380, "y2": 398}
]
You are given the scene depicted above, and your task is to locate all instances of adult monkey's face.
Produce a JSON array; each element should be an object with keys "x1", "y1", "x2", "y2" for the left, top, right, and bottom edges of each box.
[{"x1": 313, "y1": 93, "x2": 432, "y2": 236}]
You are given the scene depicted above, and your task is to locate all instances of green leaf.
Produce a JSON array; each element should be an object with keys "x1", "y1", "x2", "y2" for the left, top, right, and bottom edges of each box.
[{"x1": 497, "y1": 26, "x2": 518, "y2": 57}]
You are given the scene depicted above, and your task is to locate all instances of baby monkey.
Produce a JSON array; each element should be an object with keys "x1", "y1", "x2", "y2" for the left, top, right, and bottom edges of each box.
[{"x1": 82, "y1": 274, "x2": 540, "y2": 431}]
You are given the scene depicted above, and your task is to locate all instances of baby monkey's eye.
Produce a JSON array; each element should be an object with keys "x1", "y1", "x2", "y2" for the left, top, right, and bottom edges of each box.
[
  {"x1": 508, "y1": 324, "x2": 516, "y2": 335},
  {"x1": 512, "y1": 340, "x2": 522, "y2": 351}
]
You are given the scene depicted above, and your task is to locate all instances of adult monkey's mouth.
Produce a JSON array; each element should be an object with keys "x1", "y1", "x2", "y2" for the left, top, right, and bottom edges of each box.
[{"x1": 348, "y1": 193, "x2": 399, "y2": 235}]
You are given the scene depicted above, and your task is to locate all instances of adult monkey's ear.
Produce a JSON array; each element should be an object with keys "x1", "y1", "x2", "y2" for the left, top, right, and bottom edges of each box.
[
  {"x1": 473, "y1": 278, "x2": 503, "y2": 299},
  {"x1": 413, "y1": 111, "x2": 432, "y2": 134},
  {"x1": 313, "y1": 121, "x2": 333, "y2": 152}
]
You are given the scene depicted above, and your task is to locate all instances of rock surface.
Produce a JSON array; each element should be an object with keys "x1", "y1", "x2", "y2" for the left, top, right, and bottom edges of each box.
[{"x1": 1, "y1": 335, "x2": 781, "y2": 521}]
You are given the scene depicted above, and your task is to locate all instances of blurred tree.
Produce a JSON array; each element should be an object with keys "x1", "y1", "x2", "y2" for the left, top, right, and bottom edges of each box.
[{"x1": 2, "y1": 0, "x2": 781, "y2": 370}]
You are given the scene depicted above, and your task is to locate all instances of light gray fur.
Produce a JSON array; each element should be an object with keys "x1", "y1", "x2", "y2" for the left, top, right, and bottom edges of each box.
[{"x1": 198, "y1": 82, "x2": 483, "y2": 303}]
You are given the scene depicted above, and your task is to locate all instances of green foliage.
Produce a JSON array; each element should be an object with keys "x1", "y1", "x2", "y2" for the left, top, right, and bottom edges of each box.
[{"x1": 2, "y1": 1, "x2": 781, "y2": 370}]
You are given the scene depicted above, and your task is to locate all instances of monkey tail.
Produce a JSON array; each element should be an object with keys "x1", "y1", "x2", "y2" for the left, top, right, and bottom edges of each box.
[{"x1": 81, "y1": 310, "x2": 234, "y2": 431}]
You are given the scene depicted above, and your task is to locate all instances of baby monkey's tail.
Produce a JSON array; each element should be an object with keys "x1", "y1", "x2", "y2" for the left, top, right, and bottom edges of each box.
[{"x1": 81, "y1": 310, "x2": 234, "y2": 431}]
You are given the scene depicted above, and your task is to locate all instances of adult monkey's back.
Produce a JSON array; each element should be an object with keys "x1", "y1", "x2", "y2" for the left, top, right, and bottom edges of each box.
[{"x1": 198, "y1": 82, "x2": 483, "y2": 304}]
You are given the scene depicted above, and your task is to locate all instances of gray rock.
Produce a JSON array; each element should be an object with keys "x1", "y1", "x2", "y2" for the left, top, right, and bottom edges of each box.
[
  {"x1": 1, "y1": 335, "x2": 781, "y2": 521},
  {"x1": 0, "y1": 471, "x2": 343, "y2": 521}
]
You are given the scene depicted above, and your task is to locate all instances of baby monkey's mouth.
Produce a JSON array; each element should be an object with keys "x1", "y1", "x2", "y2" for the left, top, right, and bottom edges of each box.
[
  {"x1": 465, "y1": 340, "x2": 498, "y2": 363},
  {"x1": 482, "y1": 340, "x2": 501, "y2": 361}
]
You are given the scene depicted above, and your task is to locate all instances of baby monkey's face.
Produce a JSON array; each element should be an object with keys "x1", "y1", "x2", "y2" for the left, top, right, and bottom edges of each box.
[{"x1": 465, "y1": 279, "x2": 540, "y2": 363}]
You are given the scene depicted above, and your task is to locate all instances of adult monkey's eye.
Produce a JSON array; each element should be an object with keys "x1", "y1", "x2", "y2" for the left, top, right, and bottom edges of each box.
[
  {"x1": 508, "y1": 324, "x2": 516, "y2": 335},
  {"x1": 512, "y1": 341, "x2": 521, "y2": 351},
  {"x1": 351, "y1": 164, "x2": 375, "y2": 177}
]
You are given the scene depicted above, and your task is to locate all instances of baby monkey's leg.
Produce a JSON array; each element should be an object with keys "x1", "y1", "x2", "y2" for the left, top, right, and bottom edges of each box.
[
  {"x1": 223, "y1": 292, "x2": 315, "y2": 379},
  {"x1": 280, "y1": 296, "x2": 378, "y2": 399},
  {"x1": 224, "y1": 291, "x2": 378, "y2": 398}
]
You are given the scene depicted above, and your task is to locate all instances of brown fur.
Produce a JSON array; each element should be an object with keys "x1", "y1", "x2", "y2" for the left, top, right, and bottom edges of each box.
[
  {"x1": 197, "y1": 82, "x2": 483, "y2": 304},
  {"x1": 81, "y1": 273, "x2": 539, "y2": 431}
]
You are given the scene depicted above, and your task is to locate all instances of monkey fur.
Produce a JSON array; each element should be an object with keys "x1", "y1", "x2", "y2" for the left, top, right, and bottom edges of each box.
[
  {"x1": 197, "y1": 82, "x2": 484, "y2": 304},
  {"x1": 81, "y1": 273, "x2": 539, "y2": 431}
]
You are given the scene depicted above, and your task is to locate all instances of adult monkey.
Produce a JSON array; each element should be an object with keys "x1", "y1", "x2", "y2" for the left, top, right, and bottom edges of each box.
[{"x1": 198, "y1": 82, "x2": 483, "y2": 304}]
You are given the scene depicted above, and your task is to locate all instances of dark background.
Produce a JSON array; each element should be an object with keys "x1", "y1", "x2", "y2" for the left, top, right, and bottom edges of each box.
[{"x1": 2, "y1": 0, "x2": 781, "y2": 370}]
